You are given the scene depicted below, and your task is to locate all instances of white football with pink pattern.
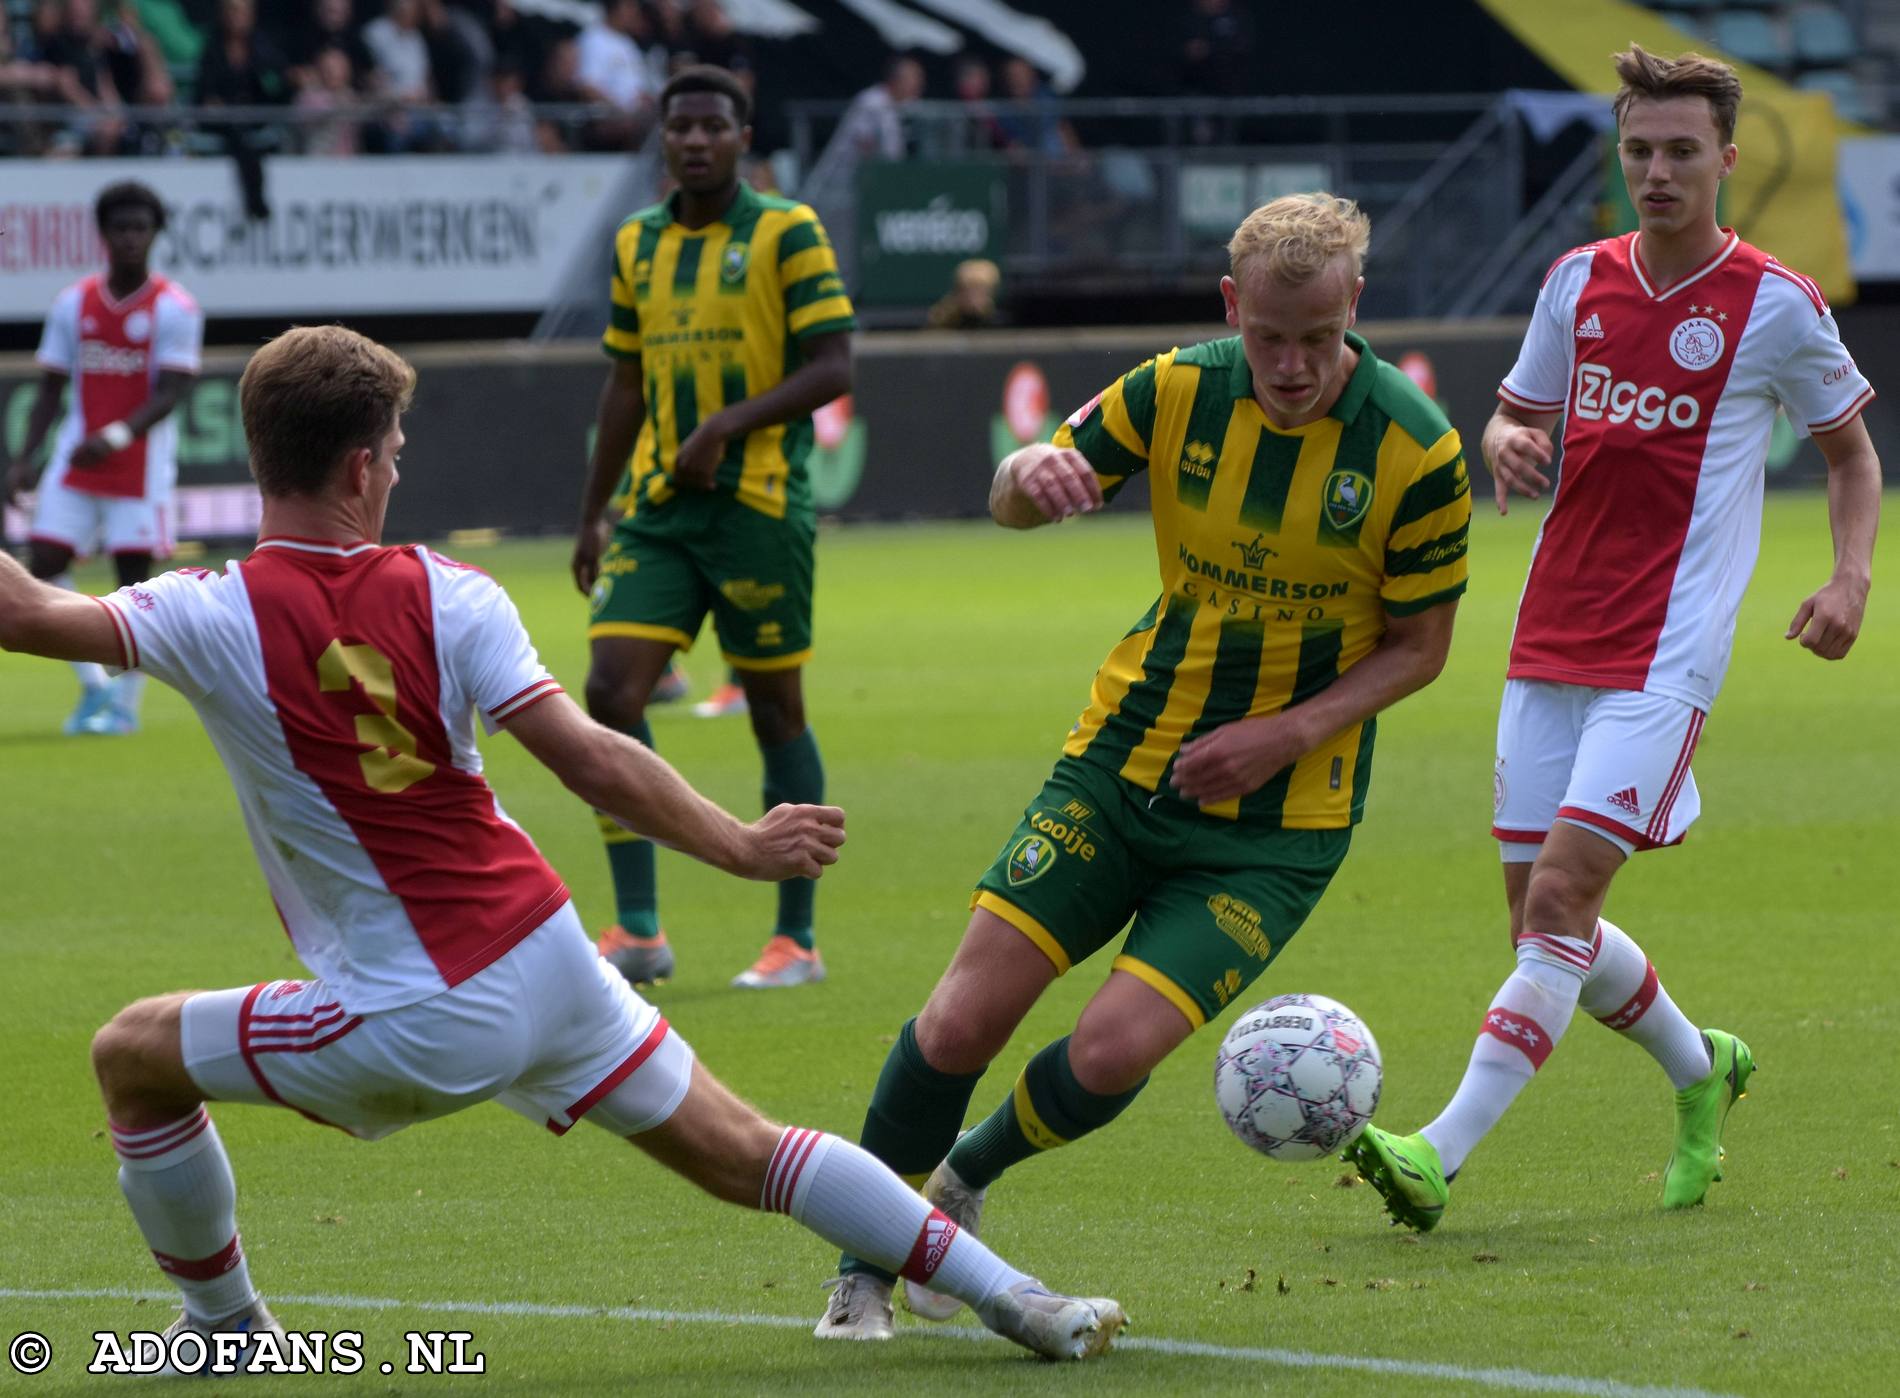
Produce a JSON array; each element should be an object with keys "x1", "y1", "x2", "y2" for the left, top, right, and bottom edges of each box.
[{"x1": 1213, "y1": 993, "x2": 1382, "y2": 1161}]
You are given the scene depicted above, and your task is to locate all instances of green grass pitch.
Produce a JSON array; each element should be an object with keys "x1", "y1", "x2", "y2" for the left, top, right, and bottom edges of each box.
[{"x1": 2, "y1": 495, "x2": 1896, "y2": 1396}]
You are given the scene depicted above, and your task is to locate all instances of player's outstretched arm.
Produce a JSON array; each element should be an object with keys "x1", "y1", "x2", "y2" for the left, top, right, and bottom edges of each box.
[
  {"x1": 1481, "y1": 405, "x2": 1559, "y2": 515},
  {"x1": 1170, "y1": 601, "x2": 1458, "y2": 805},
  {"x1": 991, "y1": 443, "x2": 1104, "y2": 529},
  {"x1": 0, "y1": 550, "x2": 123, "y2": 663},
  {"x1": 572, "y1": 359, "x2": 647, "y2": 595},
  {"x1": 504, "y1": 690, "x2": 846, "y2": 880},
  {"x1": 1787, "y1": 414, "x2": 1881, "y2": 660}
]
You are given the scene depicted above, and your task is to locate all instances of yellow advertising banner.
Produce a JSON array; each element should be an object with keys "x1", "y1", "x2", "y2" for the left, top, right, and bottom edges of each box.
[{"x1": 1477, "y1": 0, "x2": 1856, "y2": 303}]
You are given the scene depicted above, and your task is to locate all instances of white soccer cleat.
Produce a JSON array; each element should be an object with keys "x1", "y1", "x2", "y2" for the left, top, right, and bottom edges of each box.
[
  {"x1": 731, "y1": 935, "x2": 826, "y2": 989},
  {"x1": 976, "y1": 1280, "x2": 1126, "y2": 1361},
  {"x1": 901, "y1": 1157, "x2": 987, "y2": 1322},
  {"x1": 812, "y1": 1272, "x2": 894, "y2": 1341},
  {"x1": 156, "y1": 1299, "x2": 286, "y2": 1375}
]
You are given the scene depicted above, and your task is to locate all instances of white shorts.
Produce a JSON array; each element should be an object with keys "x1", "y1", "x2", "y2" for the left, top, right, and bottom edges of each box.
[
  {"x1": 179, "y1": 903, "x2": 695, "y2": 1141},
  {"x1": 29, "y1": 480, "x2": 173, "y2": 560},
  {"x1": 1492, "y1": 679, "x2": 1706, "y2": 862}
]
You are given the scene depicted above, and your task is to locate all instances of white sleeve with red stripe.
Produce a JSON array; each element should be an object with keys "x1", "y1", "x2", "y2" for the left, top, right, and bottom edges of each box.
[
  {"x1": 97, "y1": 566, "x2": 227, "y2": 701},
  {"x1": 425, "y1": 550, "x2": 563, "y2": 733},
  {"x1": 1769, "y1": 312, "x2": 1874, "y2": 438},
  {"x1": 35, "y1": 285, "x2": 81, "y2": 375},
  {"x1": 1498, "y1": 254, "x2": 1588, "y2": 415},
  {"x1": 152, "y1": 286, "x2": 205, "y2": 374}
]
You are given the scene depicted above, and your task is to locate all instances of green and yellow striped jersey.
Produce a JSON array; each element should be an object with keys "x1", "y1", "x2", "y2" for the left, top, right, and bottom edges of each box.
[
  {"x1": 1054, "y1": 332, "x2": 1469, "y2": 827},
  {"x1": 601, "y1": 183, "x2": 856, "y2": 521}
]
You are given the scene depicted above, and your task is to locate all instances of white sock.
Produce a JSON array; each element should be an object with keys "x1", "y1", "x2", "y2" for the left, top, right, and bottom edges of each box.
[
  {"x1": 1420, "y1": 940, "x2": 1586, "y2": 1177},
  {"x1": 763, "y1": 1128, "x2": 1026, "y2": 1306},
  {"x1": 111, "y1": 1108, "x2": 258, "y2": 1321},
  {"x1": 50, "y1": 573, "x2": 109, "y2": 690},
  {"x1": 110, "y1": 670, "x2": 146, "y2": 715},
  {"x1": 1578, "y1": 918, "x2": 1713, "y2": 1090}
]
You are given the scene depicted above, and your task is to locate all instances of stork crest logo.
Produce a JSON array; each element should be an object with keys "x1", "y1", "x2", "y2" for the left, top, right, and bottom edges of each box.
[{"x1": 1322, "y1": 468, "x2": 1372, "y2": 530}]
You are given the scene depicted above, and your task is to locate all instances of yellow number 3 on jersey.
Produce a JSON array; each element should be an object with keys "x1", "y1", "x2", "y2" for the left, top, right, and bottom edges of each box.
[{"x1": 317, "y1": 639, "x2": 437, "y2": 794}]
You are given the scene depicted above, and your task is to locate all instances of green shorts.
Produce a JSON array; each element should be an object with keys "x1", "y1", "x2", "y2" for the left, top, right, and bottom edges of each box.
[
  {"x1": 588, "y1": 497, "x2": 815, "y2": 670},
  {"x1": 972, "y1": 757, "x2": 1351, "y2": 1028}
]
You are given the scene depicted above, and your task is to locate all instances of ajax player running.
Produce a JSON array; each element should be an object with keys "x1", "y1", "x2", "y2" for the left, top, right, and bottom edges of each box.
[
  {"x1": 1349, "y1": 46, "x2": 1881, "y2": 1229},
  {"x1": 2, "y1": 180, "x2": 202, "y2": 736},
  {"x1": 0, "y1": 326, "x2": 1123, "y2": 1368}
]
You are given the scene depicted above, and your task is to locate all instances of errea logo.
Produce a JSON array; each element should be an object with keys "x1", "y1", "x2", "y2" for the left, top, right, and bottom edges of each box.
[
  {"x1": 1180, "y1": 440, "x2": 1216, "y2": 479},
  {"x1": 1573, "y1": 363, "x2": 1700, "y2": 431}
]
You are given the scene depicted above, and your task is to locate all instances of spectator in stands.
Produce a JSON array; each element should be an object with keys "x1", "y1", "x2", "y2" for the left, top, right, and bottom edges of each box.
[
  {"x1": 286, "y1": 0, "x2": 373, "y2": 97},
  {"x1": 364, "y1": 0, "x2": 433, "y2": 103},
  {"x1": 461, "y1": 56, "x2": 538, "y2": 154},
  {"x1": 529, "y1": 34, "x2": 585, "y2": 152},
  {"x1": 196, "y1": 0, "x2": 284, "y2": 215},
  {"x1": 953, "y1": 55, "x2": 1006, "y2": 153},
  {"x1": 0, "y1": 19, "x2": 63, "y2": 156},
  {"x1": 575, "y1": 0, "x2": 656, "y2": 148},
  {"x1": 420, "y1": 0, "x2": 492, "y2": 108},
  {"x1": 293, "y1": 43, "x2": 364, "y2": 154},
  {"x1": 1179, "y1": 0, "x2": 1256, "y2": 98},
  {"x1": 995, "y1": 56, "x2": 1079, "y2": 158},
  {"x1": 682, "y1": 0, "x2": 750, "y2": 75},
  {"x1": 805, "y1": 52, "x2": 923, "y2": 194},
  {"x1": 31, "y1": 0, "x2": 131, "y2": 154}
]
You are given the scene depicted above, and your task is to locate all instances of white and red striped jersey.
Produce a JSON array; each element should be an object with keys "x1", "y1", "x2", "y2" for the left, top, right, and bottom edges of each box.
[
  {"x1": 1497, "y1": 231, "x2": 1873, "y2": 709},
  {"x1": 36, "y1": 273, "x2": 203, "y2": 501},
  {"x1": 98, "y1": 538, "x2": 569, "y2": 1013}
]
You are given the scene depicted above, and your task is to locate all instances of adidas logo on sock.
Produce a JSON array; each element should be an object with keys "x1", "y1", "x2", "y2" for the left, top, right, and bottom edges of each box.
[
  {"x1": 1607, "y1": 786, "x2": 1641, "y2": 816},
  {"x1": 1576, "y1": 313, "x2": 1605, "y2": 339}
]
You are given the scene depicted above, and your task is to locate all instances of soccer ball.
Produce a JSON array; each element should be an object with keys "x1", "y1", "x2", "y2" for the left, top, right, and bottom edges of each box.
[{"x1": 1213, "y1": 993, "x2": 1382, "y2": 1161}]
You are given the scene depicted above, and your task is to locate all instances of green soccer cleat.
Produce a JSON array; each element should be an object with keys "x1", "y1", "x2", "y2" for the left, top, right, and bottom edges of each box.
[
  {"x1": 1345, "y1": 1125, "x2": 1449, "y2": 1232},
  {"x1": 1662, "y1": 1028, "x2": 1755, "y2": 1210}
]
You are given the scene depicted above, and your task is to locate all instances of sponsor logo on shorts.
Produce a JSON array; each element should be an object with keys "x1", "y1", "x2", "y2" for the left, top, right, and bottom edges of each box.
[
  {"x1": 1060, "y1": 798, "x2": 1094, "y2": 823},
  {"x1": 599, "y1": 554, "x2": 640, "y2": 577},
  {"x1": 720, "y1": 578, "x2": 786, "y2": 612},
  {"x1": 1207, "y1": 893, "x2": 1272, "y2": 960},
  {"x1": 1210, "y1": 967, "x2": 1243, "y2": 1008},
  {"x1": 1606, "y1": 786, "x2": 1641, "y2": 817},
  {"x1": 1028, "y1": 809, "x2": 1096, "y2": 861},
  {"x1": 1322, "y1": 468, "x2": 1373, "y2": 530},
  {"x1": 754, "y1": 620, "x2": 784, "y2": 649},
  {"x1": 1005, "y1": 834, "x2": 1056, "y2": 886},
  {"x1": 129, "y1": 587, "x2": 156, "y2": 611}
]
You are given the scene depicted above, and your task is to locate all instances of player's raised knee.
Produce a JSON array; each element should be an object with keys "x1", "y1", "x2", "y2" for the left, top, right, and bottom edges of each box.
[
  {"x1": 1065, "y1": 1026, "x2": 1154, "y2": 1097},
  {"x1": 90, "y1": 995, "x2": 188, "y2": 1102}
]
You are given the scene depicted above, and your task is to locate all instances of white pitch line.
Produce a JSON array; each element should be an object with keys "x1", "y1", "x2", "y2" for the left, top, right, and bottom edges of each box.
[{"x1": 0, "y1": 1287, "x2": 1740, "y2": 1398}]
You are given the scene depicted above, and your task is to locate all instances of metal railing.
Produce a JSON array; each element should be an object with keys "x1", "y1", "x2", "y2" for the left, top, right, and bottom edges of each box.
[{"x1": 786, "y1": 93, "x2": 1605, "y2": 321}]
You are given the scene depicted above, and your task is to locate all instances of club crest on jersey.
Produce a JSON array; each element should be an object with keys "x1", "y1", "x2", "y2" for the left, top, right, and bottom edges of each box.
[
  {"x1": 123, "y1": 309, "x2": 152, "y2": 343},
  {"x1": 1669, "y1": 316, "x2": 1724, "y2": 372},
  {"x1": 1322, "y1": 468, "x2": 1373, "y2": 529},
  {"x1": 720, "y1": 242, "x2": 750, "y2": 283},
  {"x1": 1005, "y1": 834, "x2": 1056, "y2": 886}
]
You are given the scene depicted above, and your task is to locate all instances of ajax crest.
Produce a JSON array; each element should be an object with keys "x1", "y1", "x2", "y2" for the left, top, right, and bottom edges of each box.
[
  {"x1": 1005, "y1": 834, "x2": 1056, "y2": 886},
  {"x1": 1669, "y1": 317, "x2": 1724, "y2": 371},
  {"x1": 1322, "y1": 468, "x2": 1372, "y2": 530}
]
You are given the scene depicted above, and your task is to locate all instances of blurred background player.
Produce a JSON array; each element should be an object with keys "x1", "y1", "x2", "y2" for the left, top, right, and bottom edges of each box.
[
  {"x1": 572, "y1": 65, "x2": 854, "y2": 991},
  {"x1": 815, "y1": 194, "x2": 1471, "y2": 1339},
  {"x1": 0, "y1": 323, "x2": 1123, "y2": 1369},
  {"x1": 2, "y1": 180, "x2": 202, "y2": 736},
  {"x1": 1349, "y1": 46, "x2": 1881, "y2": 1231}
]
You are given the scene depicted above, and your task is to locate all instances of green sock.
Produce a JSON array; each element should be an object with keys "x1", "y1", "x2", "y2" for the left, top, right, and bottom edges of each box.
[
  {"x1": 599, "y1": 717, "x2": 658, "y2": 937},
  {"x1": 947, "y1": 1036, "x2": 1147, "y2": 1189},
  {"x1": 761, "y1": 727, "x2": 823, "y2": 949},
  {"x1": 840, "y1": 1017, "x2": 986, "y2": 1282}
]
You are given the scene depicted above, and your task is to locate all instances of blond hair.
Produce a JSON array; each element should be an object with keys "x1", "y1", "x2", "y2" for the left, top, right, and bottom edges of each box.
[
  {"x1": 239, "y1": 325, "x2": 416, "y2": 497},
  {"x1": 1612, "y1": 44, "x2": 1742, "y2": 144},
  {"x1": 1227, "y1": 193, "x2": 1371, "y2": 286}
]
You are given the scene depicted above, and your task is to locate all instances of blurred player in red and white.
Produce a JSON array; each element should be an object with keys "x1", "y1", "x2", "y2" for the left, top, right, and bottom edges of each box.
[
  {"x1": 0, "y1": 326, "x2": 1123, "y2": 1368},
  {"x1": 1351, "y1": 46, "x2": 1881, "y2": 1228},
  {"x1": 2, "y1": 180, "x2": 202, "y2": 736}
]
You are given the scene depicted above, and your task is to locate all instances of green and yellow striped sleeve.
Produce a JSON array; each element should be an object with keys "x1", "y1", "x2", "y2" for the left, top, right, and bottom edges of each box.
[
  {"x1": 1051, "y1": 353, "x2": 1166, "y2": 497},
  {"x1": 602, "y1": 235, "x2": 640, "y2": 361},
  {"x1": 778, "y1": 208, "x2": 856, "y2": 342},
  {"x1": 1380, "y1": 430, "x2": 1471, "y2": 616}
]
